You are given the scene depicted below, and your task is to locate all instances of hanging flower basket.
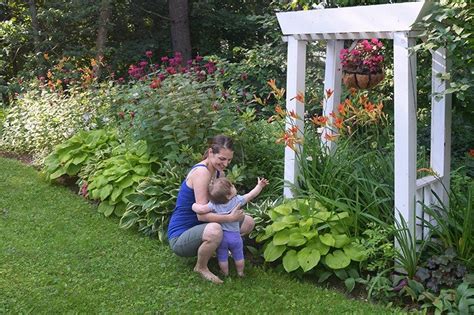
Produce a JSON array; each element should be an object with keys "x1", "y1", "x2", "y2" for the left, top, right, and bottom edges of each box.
[
  {"x1": 342, "y1": 71, "x2": 385, "y2": 89},
  {"x1": 340, "y1": 39, "x2": 385, "y2": 90}
]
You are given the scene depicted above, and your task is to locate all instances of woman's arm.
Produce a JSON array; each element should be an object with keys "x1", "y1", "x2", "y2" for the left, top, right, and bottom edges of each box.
[
  {"x1": 197, "y1": 204, "x2": 244, "y2": 223},
  {"x1": 192, "y1": 203, "x2": 211, "y2": 214},
  {"x1": 189, "y1": 166, "x2": 244, "y2": 223},
  {"x1": 188, "y1": 166, "x2": 211, "y2": 205}
]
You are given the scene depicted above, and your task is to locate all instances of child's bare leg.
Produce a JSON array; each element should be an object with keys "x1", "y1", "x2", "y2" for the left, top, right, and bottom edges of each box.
[
  {"x1": 235, "y1": 259, "x2": 245, "y2": 277},
  {"x1": 218, "y1": 260, "x2": 229, "y2": 276}
]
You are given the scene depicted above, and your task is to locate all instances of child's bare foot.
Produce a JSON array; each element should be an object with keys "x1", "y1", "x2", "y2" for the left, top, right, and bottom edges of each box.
[
  {"x1": 194, "y1": 267, "x2": 223, "y2": 284},
  {"x1": 237, "y1": 272, "x2": 245, "y2": 277},
  {"x1": 220, "y1": 270, "x2": 229, "y2": 277}
]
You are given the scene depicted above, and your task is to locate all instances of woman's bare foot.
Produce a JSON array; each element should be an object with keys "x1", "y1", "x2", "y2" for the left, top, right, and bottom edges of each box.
[{"x1": 194, "y1": 267, "x2": 223, "y2": 284}]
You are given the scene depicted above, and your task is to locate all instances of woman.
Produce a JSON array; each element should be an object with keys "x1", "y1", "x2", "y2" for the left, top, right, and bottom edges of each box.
[{"x1": 167, "y1": 135, "x2": 255, "y2": 284}]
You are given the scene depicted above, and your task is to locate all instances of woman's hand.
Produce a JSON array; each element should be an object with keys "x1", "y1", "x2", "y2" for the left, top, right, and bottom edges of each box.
[{"x1": 228, "y1": 204, "x2": 245, "y2": 222}]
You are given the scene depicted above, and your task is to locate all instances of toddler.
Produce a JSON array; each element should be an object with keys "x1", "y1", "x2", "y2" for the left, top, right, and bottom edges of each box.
[{"x1": 192, "y1": 177, "x2": 269, "y2": 277}]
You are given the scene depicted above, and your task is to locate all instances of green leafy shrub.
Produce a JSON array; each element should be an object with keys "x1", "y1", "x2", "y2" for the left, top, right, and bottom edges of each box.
[
  {"x1": 112, "y1": 74, "x2": 225, "y2": 165},
  {"x1": 360, "y1": 222, "x2": 397, "y2": 274},
  {"x1": 119, "y1": 162, "x2": 184, "y2": 242},
  {"x1": 420, "y1": 181, "x2": 474, "y2": 268},
  {"x1": 43, "y1": 129, "x2": 118, "y2": 181},
  {"x1": 416, "y1": 248, "x2": 468, "y2": 293},
  {"x1": 86, "y1": 140, "x2": 158, "y2": 217},
  {"x1": 256, "y1": 198, "x2": 367, "y2": 274},
  {"x1": 420, "y1": 281, "x2": 474, "y2": 315},
  {"x1": 0, "y1": 84, "x2": 111, "y2": 162},
  {"x1": 232, "y1": 119, "x2": 284, "y2": 199}
]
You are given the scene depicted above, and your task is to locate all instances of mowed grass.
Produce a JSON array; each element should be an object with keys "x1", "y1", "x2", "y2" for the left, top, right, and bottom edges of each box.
[{"x1": 0, "y1": 157, "x2": 398, "y2": 313}]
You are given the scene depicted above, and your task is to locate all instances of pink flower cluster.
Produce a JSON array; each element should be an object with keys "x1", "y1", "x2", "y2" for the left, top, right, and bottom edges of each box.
[
  {"x1": 340, "y1": 39, "x2": 385, "y2": 74},
  {"x1": 125, "y1": 50, "x2": 225, "y2": 88}
]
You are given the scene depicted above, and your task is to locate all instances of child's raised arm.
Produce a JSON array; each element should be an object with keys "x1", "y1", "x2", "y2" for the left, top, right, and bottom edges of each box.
[
  {"x1": 243, "y1": 177, "x2": 269, "y2": 204},
  {"x1": 192, "y1": 202, "x2": 212, "y2": 214}
]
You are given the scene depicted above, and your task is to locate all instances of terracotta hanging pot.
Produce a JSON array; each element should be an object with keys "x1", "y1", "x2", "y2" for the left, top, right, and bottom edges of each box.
[{"x1": 342, "y1": 71, "x2": 385, "y2": 90}]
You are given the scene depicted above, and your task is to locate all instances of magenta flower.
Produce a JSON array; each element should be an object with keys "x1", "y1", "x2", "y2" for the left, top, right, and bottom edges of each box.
[
  {"x1": 339, "y1": 38, "x2": 385, "y2": 74},
  {"x1": 166, "y1": 67, "x2": 177, "y2": 75},
  {"x1": 145, "y1": 50, "x2": 153, "y2": 58}
]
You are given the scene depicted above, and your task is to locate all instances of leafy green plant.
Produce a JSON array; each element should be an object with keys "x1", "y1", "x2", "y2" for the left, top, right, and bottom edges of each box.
[
  {"x1": 419, "y1": 183, "x2": 474, "y2": 268},
  {"x1": 416, "y1": 248, "x2": 468, "y2": 293},
  {"x1": 392, "y1": 211, "x2": 427, "y2": 280},
  {"x1": 86, "y1": 140, "x2": 158, "y2": 217},
  {"x1": 113, "y1": 74, "x2": 223, "y2": 165},
  {"x1": 360, "y1": 222, "x2": 397, "y2": 273},
  {"x1": 412, "y1": 0, "x2": 473, "y2": 104},
  {"x1": 256, "y1": 198, "x2": 367, "y2": 274},
  {"x1": 420, "y1": 281, "x2": 474, "y2": 315},
  {"x1": 331, "y1": 267, "x2": 365, "y2": 293},
  {"x1": 0, "y1": 84, "x2": 111, "y2": 162},
  {"x1": 119, "y1": 162, "x2": 183, "y2": 241},
  {"x1": 42, "y1": 129, "x2": 117, "y2": 181}
]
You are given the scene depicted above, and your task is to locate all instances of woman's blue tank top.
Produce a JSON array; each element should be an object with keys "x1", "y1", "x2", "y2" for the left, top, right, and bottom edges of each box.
[{"x1": 167, "y1": 164, "x2": 216, "y2": 240}]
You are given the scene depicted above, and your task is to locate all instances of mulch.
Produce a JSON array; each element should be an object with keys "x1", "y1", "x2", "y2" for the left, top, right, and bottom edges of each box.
[{"x1": 0, "y1": 150, "x2": 35, "y2": 165}]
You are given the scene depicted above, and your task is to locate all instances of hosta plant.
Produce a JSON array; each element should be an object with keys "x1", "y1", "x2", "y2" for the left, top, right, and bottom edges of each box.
[
  {"x1": 86, "y1": 140, "x2": 158, "y2": 217},
  {"x1": 43, "y1": 129, "x2": 118, "y2": 181},
  {"x1": 256, "y1": 198, "x2": 367, "y2": 274},
  {"x1": 120, "y1": 162, "x2": 183, "y2": 241}
]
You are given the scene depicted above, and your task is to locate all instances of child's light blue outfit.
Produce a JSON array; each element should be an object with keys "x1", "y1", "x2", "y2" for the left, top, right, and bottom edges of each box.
[{"x1": 208, "y1": 195, "x2": 246, "y2": 262}]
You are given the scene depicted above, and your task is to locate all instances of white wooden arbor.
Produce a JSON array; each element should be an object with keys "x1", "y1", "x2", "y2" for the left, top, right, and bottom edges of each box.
[{"x1": 276, "y1": 1, "x2": 452, "y2": 239}]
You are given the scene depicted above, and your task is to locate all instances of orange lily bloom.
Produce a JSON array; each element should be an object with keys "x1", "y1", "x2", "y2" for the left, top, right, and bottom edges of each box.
[
  {"x1": 295, "y1": 92, "x2": 305, "y2": 103},
  {"x1": 325, "y1": 88, "x2": 334, "y2": 99}
]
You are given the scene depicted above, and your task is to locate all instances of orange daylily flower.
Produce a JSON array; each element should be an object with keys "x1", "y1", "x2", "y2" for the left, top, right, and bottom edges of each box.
[
  {"x1": 267, "y1": 79, "x2": 277, "y2": 91},
  {"x1": 275, "y1": 105, "x2": 286, "y2": 117},
  {"x1": 338, "y1": 103, "x2": 346, "y2": 115},
  {"x1": 324, "y1": 132, "x2": 338, "y2": 141},
  {"x1": 294, "y1": 92, "x2": 305, "y2": 103},
  {"x1": 364, "y1": 102, "x2": 375, "y2": 112},
  {"x1": 288, "y1": 110, "x2": 300, "y2": 119},
  {"x1": 325, "y1": 88, "x2": 333, "y2": 99},
  {"x1": 334, "y1": 117, "x2": 343, "y2": 129},
  {"x1": 310, "y1": 115, "x2": 328, "y2": 126},
  {"x1": 289, "y1": 125, "x2": 298, "y2": 135}
]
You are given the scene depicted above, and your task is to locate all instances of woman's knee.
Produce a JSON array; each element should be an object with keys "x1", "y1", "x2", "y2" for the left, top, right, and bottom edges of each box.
[
  {"x1": 240, "y1": 215, "x2": 255, "y2": 235},
  {"x1": 203, "y1": 222, "x2": 223, "y2": 242}
]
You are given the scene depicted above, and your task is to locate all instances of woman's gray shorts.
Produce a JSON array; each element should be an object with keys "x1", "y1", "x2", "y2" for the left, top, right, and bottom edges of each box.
[{"x1": 169, "y1": 223, "x2": 208, "y2": 257}]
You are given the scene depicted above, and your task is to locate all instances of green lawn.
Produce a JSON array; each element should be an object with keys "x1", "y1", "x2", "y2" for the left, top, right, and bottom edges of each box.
[{"x1": 0, "y1": 157, "x2": 399, "y2": 313}]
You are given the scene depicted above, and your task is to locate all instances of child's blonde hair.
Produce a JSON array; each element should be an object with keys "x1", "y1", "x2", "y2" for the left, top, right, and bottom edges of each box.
[{"x1": 208, "y1": 177, "x2": 233, "y2": 204}]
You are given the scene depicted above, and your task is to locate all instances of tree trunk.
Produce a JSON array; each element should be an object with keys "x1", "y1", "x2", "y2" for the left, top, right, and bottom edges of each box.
[
  {"x1": 168, "y1": 0, "x2": 192, "y2": 63},
  {"x1": 94, "y1": 0, "x2": 112, "y2": 79},
  {"x1": 27, "y1": 0, "x2": 42, "y2": 66}
]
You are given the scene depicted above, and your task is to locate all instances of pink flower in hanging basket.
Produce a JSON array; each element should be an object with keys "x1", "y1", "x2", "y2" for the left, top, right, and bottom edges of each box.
[{"x1": 340, "y1": 39, "x2": 385, "y2": 74}]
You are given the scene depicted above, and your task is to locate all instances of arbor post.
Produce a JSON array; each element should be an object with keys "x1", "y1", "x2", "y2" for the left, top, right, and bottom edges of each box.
[
  {"x1": 393, "y1": 32, "x2": 417, "y2": 239},
  {"x1": 321, "y1": 40, "x2": 344, "y2": 152},
  {"x1": 284, "y1": 37, "x2": 307, "y2": 198}
]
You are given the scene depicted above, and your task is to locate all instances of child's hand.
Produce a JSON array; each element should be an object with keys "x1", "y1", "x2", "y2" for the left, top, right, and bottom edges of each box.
[{"x1": 257, "y1": 177, "x2": 269, "y2": 188}]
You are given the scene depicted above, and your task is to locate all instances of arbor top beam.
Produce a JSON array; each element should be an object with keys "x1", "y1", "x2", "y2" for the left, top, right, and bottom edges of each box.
[{"x1": 276, "y1": 1, "x2": 432, "y2": 37}]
